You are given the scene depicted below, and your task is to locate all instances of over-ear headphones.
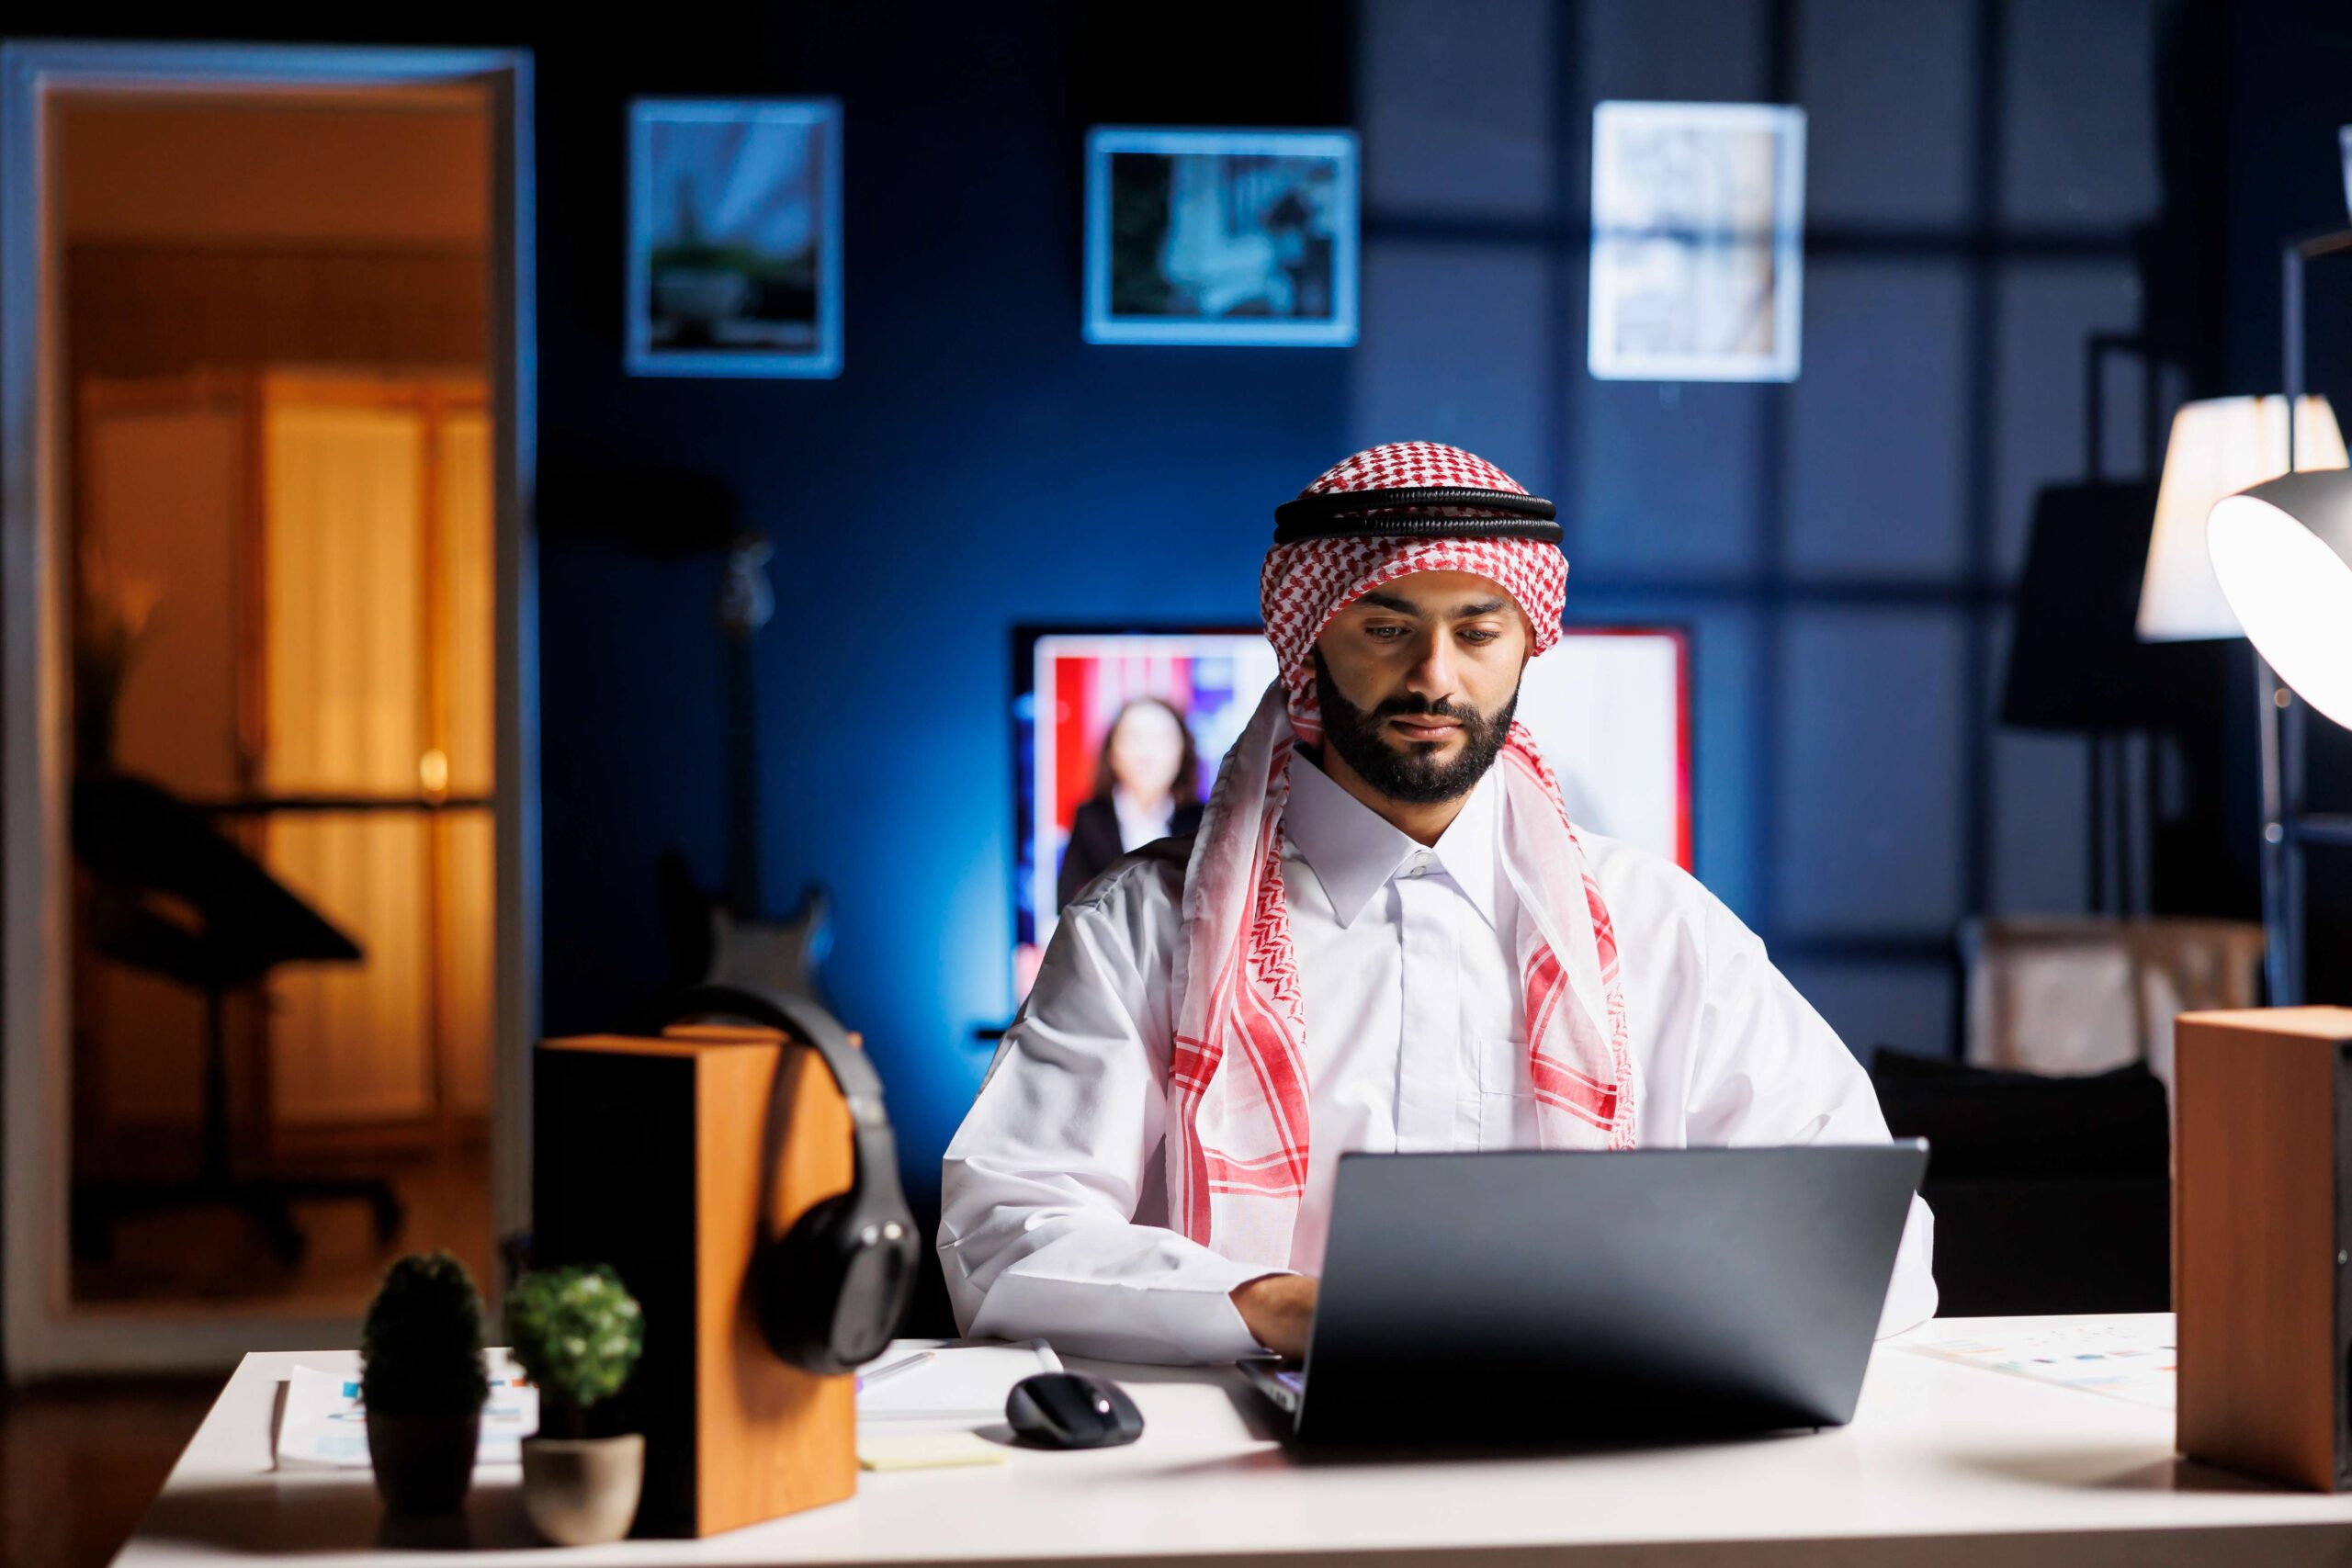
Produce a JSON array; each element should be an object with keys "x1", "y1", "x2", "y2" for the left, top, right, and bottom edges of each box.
[{"x1": 661, "y1": 983, "x2": 920, "y2": 1375}]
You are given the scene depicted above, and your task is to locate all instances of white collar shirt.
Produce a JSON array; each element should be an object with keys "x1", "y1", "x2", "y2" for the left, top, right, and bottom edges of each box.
[
  {"x1": 940, "y1": 753, "x2": 1937, "y2": 1364},
  {"x1": 1273, "y1": 750, "x2": 1519, "y2": 1272},
  {"x1": 1111, "y1": 790, "x2": 1175, "y2": 854}
]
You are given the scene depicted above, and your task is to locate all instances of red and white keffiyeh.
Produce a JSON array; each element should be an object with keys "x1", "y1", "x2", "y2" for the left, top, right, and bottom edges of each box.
[{"x1": 1166, "y1": 443, "x2": 1635, "y2": 1268}]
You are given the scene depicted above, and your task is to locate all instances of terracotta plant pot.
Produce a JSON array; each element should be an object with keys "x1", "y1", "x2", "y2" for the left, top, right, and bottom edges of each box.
[
  {"x1": 366, "y1": 1408, "x2": 481, "y2": 1517},
  {"x1": 520, "y1": 1433, "x2": 645, "y2": 1547}
]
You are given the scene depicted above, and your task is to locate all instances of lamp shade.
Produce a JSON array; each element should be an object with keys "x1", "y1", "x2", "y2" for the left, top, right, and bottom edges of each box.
[
  {"x1": 2137, "y1": 395, "x2": 2347, "y2": 641},
  {"x1": 2207, "y1": 468, "x2": 2352, "y2": 728}
]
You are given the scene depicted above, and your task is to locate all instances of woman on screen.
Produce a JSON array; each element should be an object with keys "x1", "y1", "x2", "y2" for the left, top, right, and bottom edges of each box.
[{"x1": 1057, "y1": 696, "x2": 1204, "y2": 908}]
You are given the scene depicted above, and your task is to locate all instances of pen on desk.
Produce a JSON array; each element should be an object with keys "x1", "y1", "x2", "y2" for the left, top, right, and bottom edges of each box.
[{"x1": 855, "y1": 1351, "x2": 936, "y2": 1393}]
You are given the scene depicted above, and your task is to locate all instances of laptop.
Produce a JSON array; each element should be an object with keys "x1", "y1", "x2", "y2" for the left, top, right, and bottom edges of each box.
[{"x1": 1241, "y1": 1142, "x2": 1928, "y2": 1446}]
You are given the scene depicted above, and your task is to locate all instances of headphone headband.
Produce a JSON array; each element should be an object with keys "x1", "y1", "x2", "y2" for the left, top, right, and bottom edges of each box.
[
  {"x1": 662, "y1": 983, "x2": 891, "y2": 1120},
  {"x1": 658, "y1": 981, "x2": 917, "y2": 1344}
]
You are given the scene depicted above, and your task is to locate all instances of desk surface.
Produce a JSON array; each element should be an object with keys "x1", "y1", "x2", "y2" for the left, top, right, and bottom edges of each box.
[{"x1": 111, "y1": 1315, "x2": 2352, "y2": 1568}]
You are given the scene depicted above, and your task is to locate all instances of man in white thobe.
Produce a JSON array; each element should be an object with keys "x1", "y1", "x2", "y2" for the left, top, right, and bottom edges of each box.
[{"x1": 939, "y1": 442, "x2": 1937, "y2": 1364}]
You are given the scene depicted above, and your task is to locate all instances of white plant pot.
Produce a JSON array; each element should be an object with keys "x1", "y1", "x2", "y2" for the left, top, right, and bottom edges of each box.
[{"x1": 519, "y1": 1432, "x2": 644, "y2": 1547}]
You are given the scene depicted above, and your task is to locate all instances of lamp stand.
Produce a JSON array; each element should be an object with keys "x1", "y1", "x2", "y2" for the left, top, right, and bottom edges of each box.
[
  {"x1": 2262, "y1": 231, "x2": 2352, "y2": 1004},
  {"x1": 2081, "y1": 332, "x2": 2167, "y2": 917}
]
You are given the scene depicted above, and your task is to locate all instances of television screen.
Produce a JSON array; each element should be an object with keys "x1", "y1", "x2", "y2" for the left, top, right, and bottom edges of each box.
[{"x1": 1012, "y1": 625, "x2": 1690, "y2": 997}]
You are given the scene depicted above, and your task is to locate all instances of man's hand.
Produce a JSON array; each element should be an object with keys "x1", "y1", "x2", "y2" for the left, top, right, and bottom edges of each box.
[{"x1": 1230, "y1": 1273, "x2": 1318, "y2": 1360}]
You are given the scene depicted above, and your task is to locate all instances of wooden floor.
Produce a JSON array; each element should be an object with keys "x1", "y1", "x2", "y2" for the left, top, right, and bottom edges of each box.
[
  {"x1": 0, "y1": 1376, "x2": 215, "y2": 1568},
  {"x1": 72, "y1": 1139, "x2": 494, "y2": 1315},
  {"x1": 7, "y1": 1138, "x2": 495, "y2": 1566}
]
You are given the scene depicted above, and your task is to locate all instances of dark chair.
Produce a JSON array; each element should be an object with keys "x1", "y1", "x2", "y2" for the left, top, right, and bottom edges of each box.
[
  {"x1": 1870, "y1": 1051, "x2": 2170, "y2": 1315},
  {"x1": 73, "y1": 772, "x2": 402, "y2": 1265}
]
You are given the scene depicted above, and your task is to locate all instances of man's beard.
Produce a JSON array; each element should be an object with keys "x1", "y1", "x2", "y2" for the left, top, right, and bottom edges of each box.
[{"x1": 1312, "y1": 648, "x2": 1518, "y2": 806}]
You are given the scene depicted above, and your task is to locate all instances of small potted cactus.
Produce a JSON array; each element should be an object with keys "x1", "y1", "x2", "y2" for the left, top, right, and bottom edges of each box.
[
  {"x1": 359, "y1": 1251, "x2": 491, "y2": 1516},
  {"x1": 506, "y1": 1264, "x2": 647, "y2": 1546}
]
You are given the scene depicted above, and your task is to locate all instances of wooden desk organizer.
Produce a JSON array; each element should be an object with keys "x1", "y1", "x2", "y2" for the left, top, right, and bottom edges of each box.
[
  {"x1": 2176, "y1": 1006, "x2": 2352, "y2": 1491},
  {"x1": 533, "y1": 1024, "x2": 856, "y2": 1536}
]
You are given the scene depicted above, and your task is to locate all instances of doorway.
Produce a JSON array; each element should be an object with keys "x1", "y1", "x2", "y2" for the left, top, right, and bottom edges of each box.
[{"x1": 2, "y1": 44, "x2": 537, "y2": 1377}]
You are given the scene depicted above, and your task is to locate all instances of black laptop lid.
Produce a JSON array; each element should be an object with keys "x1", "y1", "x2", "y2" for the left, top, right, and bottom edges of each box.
[{"x1": 1295, "y1": 1144, "x2": 1927, "y2": 1445}]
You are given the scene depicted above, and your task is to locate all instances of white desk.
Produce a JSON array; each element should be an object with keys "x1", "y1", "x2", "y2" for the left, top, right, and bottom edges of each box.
[{"x1": 112, "y1": 1316, "x2": 2352, "y2": 1567}]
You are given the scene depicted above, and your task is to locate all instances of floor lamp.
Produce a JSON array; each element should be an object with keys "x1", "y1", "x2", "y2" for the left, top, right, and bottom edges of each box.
[
  {"x1": 2264, "y1": 231, "x2": 2352, "y2": 1003},
  {"x1": 2208, "y1": 465, "x2": 2352, "y2": 1005},
  {"x1": 2138, "y1": 389, "x2": 2348, "y2": 1004}
]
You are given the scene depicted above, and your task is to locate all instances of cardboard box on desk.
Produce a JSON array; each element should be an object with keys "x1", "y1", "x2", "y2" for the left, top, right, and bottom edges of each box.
[{"x1": 534, "y1": 1025, "x2": 856, "y2": 1537}]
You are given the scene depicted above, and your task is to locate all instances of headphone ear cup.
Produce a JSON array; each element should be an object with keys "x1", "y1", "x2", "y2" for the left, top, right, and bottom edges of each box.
[
  {"x1": 673, "y1": 983, "x2": 921, "y2": 1377},
  {"x1": 758, "y1": 1194, "x2": 855, "y2": 1373},
  {"x1": 826, "y1": 1215, "x2": 920, "y2": 1368},
  {"x1": 756, "y1": 1190, "x2": 922, "y2": 1376}
]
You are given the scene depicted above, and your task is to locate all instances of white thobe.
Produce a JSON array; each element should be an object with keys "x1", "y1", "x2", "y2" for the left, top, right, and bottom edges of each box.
[{"x1": 941, "y1": 752, "x2": 1938, "y2": 1364}]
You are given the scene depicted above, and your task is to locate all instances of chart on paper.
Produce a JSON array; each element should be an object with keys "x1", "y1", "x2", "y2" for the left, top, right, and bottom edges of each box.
[{"x1": 1898, "y1": 1315, "x2": 2177, "y2": 1410}]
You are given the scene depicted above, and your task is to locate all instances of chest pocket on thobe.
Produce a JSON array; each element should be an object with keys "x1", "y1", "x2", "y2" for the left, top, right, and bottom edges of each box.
[{"x1": 1476, "y1": 1034, "x2": 1537, "y2": 1148}]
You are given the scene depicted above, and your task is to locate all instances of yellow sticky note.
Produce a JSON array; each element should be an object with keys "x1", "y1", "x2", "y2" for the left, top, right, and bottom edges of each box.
[{"x1": 856, "y1": 1431, "x2": 1011, "y2": 1472}]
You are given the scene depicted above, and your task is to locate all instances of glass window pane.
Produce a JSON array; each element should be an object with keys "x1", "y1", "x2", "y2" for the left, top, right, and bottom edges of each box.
[
  {"x1": 2001, "y1": 0, "x2": 2162, "y2": 231},
  {"x1": 1775, "y1": 610, "x2": 1967, "y2": 934},
  {"x1": 1361, "y1": 0, "x2": 1554, "y2": 218},
  {"x1": 1577, "y1": 380, "x2": 1768, "y2": 576},
  {"x1": 1351, "y1": 242, "x2": 1552, "y2": 486},
  {"x1": 1779, "y1": 959, "x2": 1955, "y2": 1060},
  {"x1": 1582, "y1": 0, "x2": 1771, "y2": 101},
  {"x1": 1800, "y1": 0, "x2": 1974, "y2": 228},
  {"x1": 1786, "y1": 260, "x2": 1972, "y2": 579},
  {"x1": 1993, "y1": 263, "x2": 2146, "y2": 579}
]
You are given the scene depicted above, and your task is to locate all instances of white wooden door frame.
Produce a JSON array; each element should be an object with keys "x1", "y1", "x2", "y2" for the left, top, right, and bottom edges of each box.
[{"x1": 0, "y1": 40, "x2": 539, "y2": 1379}]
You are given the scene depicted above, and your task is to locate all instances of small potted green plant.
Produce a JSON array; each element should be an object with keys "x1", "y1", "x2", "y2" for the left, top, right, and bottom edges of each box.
[
  {"x1": 506, "y1": 1264, "x2": 647, "y2": 1546},
  {"x1": 359, "y1": 1251, "x2": 490, "y2": 1517}
]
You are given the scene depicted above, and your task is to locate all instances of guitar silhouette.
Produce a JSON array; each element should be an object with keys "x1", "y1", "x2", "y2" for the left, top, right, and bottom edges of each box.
[{"x1": 656, "y1": 533, "x2": 834, "y2": 1010}]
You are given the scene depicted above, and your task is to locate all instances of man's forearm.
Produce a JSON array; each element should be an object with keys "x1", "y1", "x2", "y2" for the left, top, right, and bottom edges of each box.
[{"x1": 941, "y1": 1182, "x2": 1281, "y2": 1363}]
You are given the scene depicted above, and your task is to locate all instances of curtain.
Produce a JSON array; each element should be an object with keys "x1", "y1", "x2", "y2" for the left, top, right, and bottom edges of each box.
[{"x1": 262, "y1": 388, "x2": 433, "y2": 1124}]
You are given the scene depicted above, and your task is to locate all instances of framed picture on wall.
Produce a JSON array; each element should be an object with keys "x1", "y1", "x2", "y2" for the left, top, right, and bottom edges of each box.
[
  {"x1": 1588, "y1": 101, "x2": 1806, "y2": 383},
  {"x1": 627, "y1": 98, "x2": 842, "y2": 378},
  {"x1": 1084, "y1": 127, "x2": 1359, "y2": 346}
]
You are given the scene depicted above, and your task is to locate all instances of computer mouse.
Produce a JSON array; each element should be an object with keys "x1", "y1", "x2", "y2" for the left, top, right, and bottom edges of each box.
[{"x1": 1005, "y1": 1371, "x2": 1145, "y2": 1450}]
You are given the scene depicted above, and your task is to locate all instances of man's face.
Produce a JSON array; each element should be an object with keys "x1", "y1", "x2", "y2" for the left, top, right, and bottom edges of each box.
[{"x1": 1311, "y1": 570, "x2": 1530, "y2": 805}]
